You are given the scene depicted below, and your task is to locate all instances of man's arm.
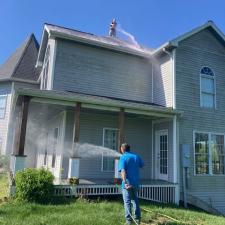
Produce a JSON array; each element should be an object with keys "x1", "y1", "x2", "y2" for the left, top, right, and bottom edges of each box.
[{"x1": 121, "y1": 169, "x2": 131, "y2": 189}]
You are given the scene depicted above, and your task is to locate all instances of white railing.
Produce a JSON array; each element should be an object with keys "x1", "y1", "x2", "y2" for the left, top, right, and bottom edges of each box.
[
  {"x1": 138, "y1": 185, "x2": 178, "y2": 204},
  {"x1": 54, "y1": 185, "x2": 121, "y2": 196},
  {"x1": 54, "y1": 183, "x2": 179, "y2": 204}
]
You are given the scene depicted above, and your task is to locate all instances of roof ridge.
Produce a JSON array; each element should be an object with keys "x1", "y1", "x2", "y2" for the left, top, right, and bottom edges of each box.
[
  {"x1": 11, "y1": 34, "x2": 35, "y2": 78},
  {"x1": 45, "y1": 22, "x2": 95, "y2": 37}
]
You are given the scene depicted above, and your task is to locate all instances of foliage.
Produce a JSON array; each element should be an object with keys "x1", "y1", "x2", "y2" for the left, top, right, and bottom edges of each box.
[
  {"x1": 0, "y1": 174, "x2": 8, "y2": 199},
  {"x1": 69, "y1": 177, "x2": 79, "y2": 185},
  {"x1": 15, "y1": 168, "x2": 54, "y2": 203}
]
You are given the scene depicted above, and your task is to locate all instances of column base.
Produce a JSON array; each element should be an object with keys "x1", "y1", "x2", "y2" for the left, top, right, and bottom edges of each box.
[
  {"x1": 12, "y1": 155, "x2": 27, "y2": 176},
  {"x1": 68, "y1": 157, "x2": 80, "y2": 178}
]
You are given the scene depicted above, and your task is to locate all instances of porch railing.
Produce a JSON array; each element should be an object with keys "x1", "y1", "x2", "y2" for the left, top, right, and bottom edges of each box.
[{"x1": 54, "y1": 183, "x2": 179, "y2": 204}]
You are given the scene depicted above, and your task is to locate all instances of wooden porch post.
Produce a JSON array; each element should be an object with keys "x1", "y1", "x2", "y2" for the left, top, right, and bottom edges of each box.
[
  {"x1": 118, "y1": 108, "x2": 125, "y2": 151},
  {"x1": 16, "y1": 96, "x2": 31, "y2": 156},
  {"x1": 13, "y1": 96, "x2": 31, "y2": 175},
  {"x1": 74, "y1": 102, "x2": 81, "y2": 143}
]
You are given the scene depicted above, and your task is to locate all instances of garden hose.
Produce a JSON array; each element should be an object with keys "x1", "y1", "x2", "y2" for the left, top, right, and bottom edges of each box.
[{"x1": 141, "y1": 207, "x2": 186, "y2": 224}]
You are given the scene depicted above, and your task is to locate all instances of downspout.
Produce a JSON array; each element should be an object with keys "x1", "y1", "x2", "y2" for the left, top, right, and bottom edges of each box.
[{"x1": 163, "y1": 48, "x2": 179, "y2": 202}]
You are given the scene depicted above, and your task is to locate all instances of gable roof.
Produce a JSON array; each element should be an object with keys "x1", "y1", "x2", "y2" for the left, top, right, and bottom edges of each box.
[
  {"x1": 37, "y1": 23, "x2": 152, "y2": 66},
  {"x1": 0, "y1": 34, "x2": 40, "y2": 83},
  {"x1": 153, "y1": 21, "x2": 225, "y2": 55}
]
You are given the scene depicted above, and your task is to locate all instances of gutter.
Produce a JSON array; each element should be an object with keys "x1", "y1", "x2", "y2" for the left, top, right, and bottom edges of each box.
[{"x1": 49, "y1": 30, "x2": 152, "y2": 59}]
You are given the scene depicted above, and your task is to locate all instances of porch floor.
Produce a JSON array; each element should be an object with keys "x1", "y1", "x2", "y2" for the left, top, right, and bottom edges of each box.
[{"x1": 61, "y1": 178, "x2": 174, "y2": 186}]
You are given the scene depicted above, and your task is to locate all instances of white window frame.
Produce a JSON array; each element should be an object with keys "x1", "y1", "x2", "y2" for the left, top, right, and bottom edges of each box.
[
  {"x1": 102, "y1": 127, "x2": 118, "y2": 172},
  {"x1": 200, "y1": 66, "x2": 216, "y2": 109},
  {"x1": 193, "y1": 130, "x2": 225, "y2": 176},
  {"x1": 0, "y1": 95, "x2": 7, "y2": 119}
]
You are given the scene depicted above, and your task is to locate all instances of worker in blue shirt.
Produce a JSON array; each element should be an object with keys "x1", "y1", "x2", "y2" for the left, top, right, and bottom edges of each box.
[{"x1": 119, "y1": 143, "x2": 144, "y2": 225}]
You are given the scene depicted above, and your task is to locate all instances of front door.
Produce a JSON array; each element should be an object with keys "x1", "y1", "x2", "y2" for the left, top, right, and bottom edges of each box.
[{"x1": 156, "y1": 130, "x2": 168, "y2": 181}]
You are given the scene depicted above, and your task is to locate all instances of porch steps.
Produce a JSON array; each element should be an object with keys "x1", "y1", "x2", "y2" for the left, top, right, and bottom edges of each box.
[{"x1": 187, "y1": 193, "x2": 221, "y2": 215}]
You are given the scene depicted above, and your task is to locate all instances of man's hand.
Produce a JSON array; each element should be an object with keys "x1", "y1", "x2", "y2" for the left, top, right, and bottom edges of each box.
[{"x1": 125, "y1": 184, "x2": 132, "y2": 190}]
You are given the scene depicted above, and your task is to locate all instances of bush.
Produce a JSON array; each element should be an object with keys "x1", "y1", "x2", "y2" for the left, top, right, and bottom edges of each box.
[{"x1": 15, "y1": 168, "x2": 54, "y2": 203}]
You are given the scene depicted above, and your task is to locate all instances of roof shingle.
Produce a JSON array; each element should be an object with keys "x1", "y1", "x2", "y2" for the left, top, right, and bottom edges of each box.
[{"x1": 0, "y1": 34, "x2": 40, "y2": 82}]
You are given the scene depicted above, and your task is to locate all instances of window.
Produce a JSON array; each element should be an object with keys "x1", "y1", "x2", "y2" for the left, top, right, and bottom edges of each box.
[
  {"x1": 200, "y1": 67, "x2": 215, "y2": 108},
  {"x1": 41, "y1": 46, "x2": 50, "y2": 90},
  {"x1": 102, "y1": 128, "x2": 118, "y2": 171},
  {"x1": 194, "y1": 132, "x2": 225, "y2": 175},
  {"x1": 211, "y1": 134, "x2": 224, "y2": 174},
  {"x1": 0, "y1": 95, "x2": 7, "y2": 119}
]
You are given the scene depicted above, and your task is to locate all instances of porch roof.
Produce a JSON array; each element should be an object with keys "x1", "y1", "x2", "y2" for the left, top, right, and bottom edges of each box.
[{"x1": 14, "y1": 88, "x2": 182, "y2": 118}]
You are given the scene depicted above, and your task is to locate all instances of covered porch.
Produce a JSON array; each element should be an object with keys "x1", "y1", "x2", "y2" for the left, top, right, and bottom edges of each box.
[{"x1": 10, "y1": 88, "x2": 181, "y2": 204}]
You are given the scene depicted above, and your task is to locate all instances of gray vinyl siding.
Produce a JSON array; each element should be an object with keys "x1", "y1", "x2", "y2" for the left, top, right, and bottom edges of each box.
[
  {"x1": 153, "y1": 54, "x2": 173, "y2": 107},
  {"x1": 176, "y1": 28, "x2": 225, "y2": 214},
  {"x1": 153, "y1": 121, "x2": 174, "y2": 183},
  {"x1": 5, "y1": 81, "x2": 39, "y2": 156},
  {"x1": 53, "y1": 39, "x2": 153, "y2": 103},
  {"x1": 63, "y1": 110, "x2": 152, "y2": 180},
  {"x1": 0, "y1": 82, "x2": 12, "y2": 155}
]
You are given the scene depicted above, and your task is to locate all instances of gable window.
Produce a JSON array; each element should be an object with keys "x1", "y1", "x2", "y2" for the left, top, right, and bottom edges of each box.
[
  {"x1": 194, "y1": 132, "x2": 225, "y2": 175},
  {"x1": 200, "y1": 67, "x2": 215, "y2": 108},
  {"x1": 0, "y1": 95, "x2": 7, "y2": 119},
  {"x1": 102, "y1": 128, "x2": 118, "y2": 171},
  {"x1": 41, "y1": 45, "x2": 50, "y2": 90}
]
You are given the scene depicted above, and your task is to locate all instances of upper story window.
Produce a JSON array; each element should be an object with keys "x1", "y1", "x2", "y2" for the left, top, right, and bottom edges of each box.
[
  {"x1": 200, "y1": 67, "x2": 215, "y2": 108},
  {"x1": 0, "y1": 95, "x2": 7, "y2": 119},
  {"x1": 41, "y1": 45, "x2": 50, "y2": 90}
]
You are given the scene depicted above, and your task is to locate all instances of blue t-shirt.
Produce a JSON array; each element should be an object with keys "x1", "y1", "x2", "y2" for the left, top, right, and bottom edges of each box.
[{"x1": 118, "y1": 151, "x2": 144, "y2": 189}]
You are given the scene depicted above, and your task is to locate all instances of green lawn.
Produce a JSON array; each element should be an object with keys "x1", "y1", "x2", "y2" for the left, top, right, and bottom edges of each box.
[
  {"x1": 0, "y1": 174, "x2": 225, "y2": 225},
  {"x1": 0, "y1": 174, "x2": 8, "y2": 199}
]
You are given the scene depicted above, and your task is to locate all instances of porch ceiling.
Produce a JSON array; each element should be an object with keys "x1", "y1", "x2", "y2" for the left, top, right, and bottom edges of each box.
[{"x1": 14, "y1": 88, "x2": 182, "y2": 118}]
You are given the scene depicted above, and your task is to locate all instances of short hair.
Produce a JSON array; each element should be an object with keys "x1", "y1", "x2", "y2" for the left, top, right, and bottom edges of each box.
[{"x1": 121, "y1": 143, "x2": 130, "y2": 152}]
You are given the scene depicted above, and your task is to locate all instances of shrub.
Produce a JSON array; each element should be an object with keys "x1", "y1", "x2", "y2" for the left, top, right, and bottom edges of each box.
[
  {"x1": 69, "y1": 177, "x2": 79, "y2": 185},
  {"x1": 15, "y1": 168, "x2": 54, "y2": 203}
]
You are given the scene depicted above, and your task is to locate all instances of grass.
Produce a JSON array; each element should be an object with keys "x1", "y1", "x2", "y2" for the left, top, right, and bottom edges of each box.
[
  {"x1": 0, "y1": 174, "x2": 225, "y2": 225},
  {"x1": 0, "y1": 174, "x2": 8, "y2": 199}
]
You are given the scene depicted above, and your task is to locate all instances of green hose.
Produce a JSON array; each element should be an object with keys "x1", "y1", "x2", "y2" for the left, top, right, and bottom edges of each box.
[{"x1": 141, "y1": 207, "x2": 189, "y2": 224}]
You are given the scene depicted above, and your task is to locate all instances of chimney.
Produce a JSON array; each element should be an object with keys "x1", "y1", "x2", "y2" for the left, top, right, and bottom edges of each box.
[{"x1": 109, "y1": 18, "x2": 117, "y2": 37}]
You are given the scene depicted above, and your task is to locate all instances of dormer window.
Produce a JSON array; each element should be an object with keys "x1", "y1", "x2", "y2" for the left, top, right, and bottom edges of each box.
[
  {"x1": 41, "y1": 45, "x2": 50, "y2": 90},
  {"x1": 200, "y1": 67, "x2": 216, "y2": 108}
]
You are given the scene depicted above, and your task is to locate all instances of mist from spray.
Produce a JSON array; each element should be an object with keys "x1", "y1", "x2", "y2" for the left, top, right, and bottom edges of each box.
[
  {"x1": 71, "y1": 143, "x2": 121, "y2": 158},
  {"x1": 117, "y1": 24, "x2": 140, "y2": 49}
]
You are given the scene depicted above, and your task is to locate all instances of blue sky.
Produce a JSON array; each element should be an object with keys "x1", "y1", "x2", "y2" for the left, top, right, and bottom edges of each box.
[{"x1": 1, "y1": 0, "x2": 225, "y2": 64}]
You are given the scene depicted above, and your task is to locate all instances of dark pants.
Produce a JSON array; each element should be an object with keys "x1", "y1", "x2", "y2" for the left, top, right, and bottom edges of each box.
[{"x1": 122, "y1": 187, "x2": 141, "y2": 224}]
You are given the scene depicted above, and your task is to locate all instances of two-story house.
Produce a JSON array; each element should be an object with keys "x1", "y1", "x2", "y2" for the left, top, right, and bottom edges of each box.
[
  {"x1": 0, "y1": 34, "x2": 39, "y2": 155},
  {"x1": 3, "y1": 20, "x2": 225, "y2": 214}
]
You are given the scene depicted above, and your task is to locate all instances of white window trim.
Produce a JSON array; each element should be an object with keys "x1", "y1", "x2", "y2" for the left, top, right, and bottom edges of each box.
[
  {"x1": 193, "y1": 130, "x2": 225, "y2": 176},
  {"x1": 200, "y1": 67, "x2": 216, "y2": 109},
  {"x1": 101, "y1": 127, "x2": 118, "y2": 172},
  {"x1": 0, "y1": 95, "x2": 7, "y2": 119}
]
